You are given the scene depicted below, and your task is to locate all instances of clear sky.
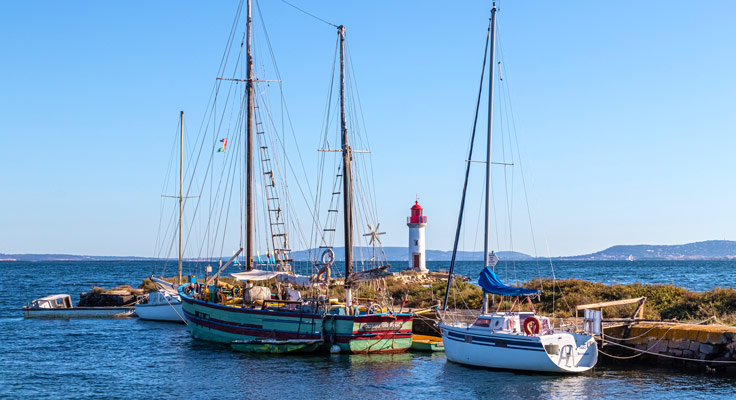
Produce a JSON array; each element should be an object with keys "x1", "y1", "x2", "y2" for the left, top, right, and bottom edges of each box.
[{"x1": 1, "y1": 0, "x2": 735, "y2": 257}]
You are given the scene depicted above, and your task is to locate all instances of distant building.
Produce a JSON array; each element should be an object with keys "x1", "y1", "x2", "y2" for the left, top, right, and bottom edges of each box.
[{"x1": 407, "y1": 201, "x2": 428, "y2": 272}]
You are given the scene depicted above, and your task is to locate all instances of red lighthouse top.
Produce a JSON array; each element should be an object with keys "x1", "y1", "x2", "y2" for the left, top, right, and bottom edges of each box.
[{"x1": 409, "y1": 201, "x2": 427, "y2": 224}]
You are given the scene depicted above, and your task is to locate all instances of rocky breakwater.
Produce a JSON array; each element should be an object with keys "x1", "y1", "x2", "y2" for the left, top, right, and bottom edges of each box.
[
  {"x1": 78, "y1": 285, "x2": 140, "y2": 307},
  {"x1": 602, "y1": 322, "x2": 736, "y2": 373}
]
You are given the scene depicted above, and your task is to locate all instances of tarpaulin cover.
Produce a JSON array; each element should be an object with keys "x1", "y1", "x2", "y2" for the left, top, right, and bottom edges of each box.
[
  {"x1": 478, "y1": 267, "x2": 539, "y2": 296},
  {"x1": 231, "y1": 270, "x2": 314, "y2": 287},
  {"x1": 231, "y1": 269, "x2": 278, "y2": 281}
]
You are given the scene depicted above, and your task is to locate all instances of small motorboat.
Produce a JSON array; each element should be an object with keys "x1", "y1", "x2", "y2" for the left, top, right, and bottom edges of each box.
[
  {"x1": 23, "y1": 294, "x2": 135, "y2": 319},
  {"x1": 410, "y1": 334, "x2": 445, "y2": 352},
  {"x1": 230, "y1": 339, "x2": 324, "y2": 354}
]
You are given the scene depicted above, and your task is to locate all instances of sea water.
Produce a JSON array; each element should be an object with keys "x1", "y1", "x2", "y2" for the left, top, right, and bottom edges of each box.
[{"x1": 2, "y1": 260, "x2": 735, "y2": 399}]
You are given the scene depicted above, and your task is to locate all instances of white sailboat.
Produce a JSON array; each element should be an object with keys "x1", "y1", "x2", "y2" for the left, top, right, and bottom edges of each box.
[
  {"x1": 135, "y1": 277, "x2": 184, "y2": 322},
  {"x1": 438, "y1": 3, "x2": 598, "y2": 373},
  {"x1": 136, "y1": 111, "x2": 186, "y2": 323}
]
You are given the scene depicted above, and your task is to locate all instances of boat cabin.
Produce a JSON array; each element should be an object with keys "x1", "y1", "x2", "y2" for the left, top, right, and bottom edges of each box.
[
  {"x1": 471, "y1": 312, "x2": 551, "y2": 336},
  {"x1": 29, "y1": 294, "x2": 73, "y2": 309}
]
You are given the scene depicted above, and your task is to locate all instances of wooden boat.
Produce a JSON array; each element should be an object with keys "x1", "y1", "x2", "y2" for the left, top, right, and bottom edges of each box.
[
  {"x1": 179, "y1": 0, "x2": 411, "y2": 354},
  {"x1": 411, "y1": 334, "x2": 444, "y2": 352},
  {"x1": 437, "y1": 3, "x2": 597, "y2": 374},
  {"x1": 23, "y1": 294, "x2": 134, "y2": 319},
  {"x1": 231, "y1": 339, "x2": 324, "y2": 354}
]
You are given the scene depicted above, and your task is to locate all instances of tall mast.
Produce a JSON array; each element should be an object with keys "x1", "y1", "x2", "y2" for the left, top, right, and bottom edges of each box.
[
  {"x1": 442, "y1": 17, "x2": 493, "y2": 310},
  {"x1": 481, "y1": 3, "x2": 497, "y2": 313},
  {"x1": 245, "y1": 0, "x2": 255, "y2": 271},
  {"x1": 483, "y1": 4, "x2": 497, "y2": 271},
  {"x1": 338, "y1": 25, "x2": 354, "y2": 313},
  {"x1": 178, "y1": 111, "x2": 184, "y2": 284}
]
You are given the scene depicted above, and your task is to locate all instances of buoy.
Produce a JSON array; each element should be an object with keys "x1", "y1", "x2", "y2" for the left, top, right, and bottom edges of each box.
[{"x1": 330, "y1": 345, "x2": 341, "y2": 354}]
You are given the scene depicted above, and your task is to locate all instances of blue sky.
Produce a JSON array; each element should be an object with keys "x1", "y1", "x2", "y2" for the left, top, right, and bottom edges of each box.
[{"x1": 1, "y1": 1, "x2": 735, "y2": 257}]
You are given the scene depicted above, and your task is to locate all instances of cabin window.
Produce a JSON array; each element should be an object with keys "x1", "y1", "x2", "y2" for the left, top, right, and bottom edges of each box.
[
  {"x1": 56, "y1": 298, "x2": 64, "y2": 306},
  {"x1": 472, "y1": 318, "x2": 491, "y2": 327}
]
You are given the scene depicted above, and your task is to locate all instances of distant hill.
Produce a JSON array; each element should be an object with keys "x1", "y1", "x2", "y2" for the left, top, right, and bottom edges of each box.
[
  {"x1": 563, "y1": 240, "x2": 736, "y2": 260},
  {"x1": 4, "y1": 240, "x2": 736, "y2": 261},
  {"x1": 0, "y1": 253, "x2": 156, "y2": 262},
  {"x1": 290, "y1": 247, "x2": 533, "y2": 262}
]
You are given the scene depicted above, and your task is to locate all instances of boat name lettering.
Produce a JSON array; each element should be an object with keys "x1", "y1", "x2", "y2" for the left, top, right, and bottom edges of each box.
[{"x1": 360, "y1": 321, "x2": 403, "y2": 331}]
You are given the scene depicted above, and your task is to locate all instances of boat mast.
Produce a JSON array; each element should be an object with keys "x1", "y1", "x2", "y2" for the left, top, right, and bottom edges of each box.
[
  {"x1": 482, "y1": 3, "x2": 498, "y2": 313},
  {"x1": 245, "y1": 0, "x2": 255, "y2": 271},
  {"x1": 442, "y1": 17, "x2": 493, "y2": 311},
  {"x1": 338, "y1": 25, "x2": 354, "y2": 313},
  {"x1": 178, "y1": 111, "x2": 184, "y2": 284}
]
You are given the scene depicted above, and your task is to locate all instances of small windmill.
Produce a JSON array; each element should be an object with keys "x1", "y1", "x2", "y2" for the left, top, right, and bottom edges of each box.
[{"x1": 363, "y1": 223, "x2": 386, "y2": 267}]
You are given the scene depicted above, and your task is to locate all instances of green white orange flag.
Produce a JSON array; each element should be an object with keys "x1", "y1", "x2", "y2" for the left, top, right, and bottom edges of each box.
[{"x1": 217, "y1": 138, "x2": 227, "y2": 152}]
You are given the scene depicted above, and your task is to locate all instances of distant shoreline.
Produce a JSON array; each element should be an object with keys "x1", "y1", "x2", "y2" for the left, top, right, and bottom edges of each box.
[{"x1": 3, "y1": 240, "x2": 736, "y2": 262}]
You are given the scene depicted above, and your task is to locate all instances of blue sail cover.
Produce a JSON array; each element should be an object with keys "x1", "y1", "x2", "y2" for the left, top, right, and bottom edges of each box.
[{"x1": 478, "y1": 267, "x2": 539, "y2": 296}]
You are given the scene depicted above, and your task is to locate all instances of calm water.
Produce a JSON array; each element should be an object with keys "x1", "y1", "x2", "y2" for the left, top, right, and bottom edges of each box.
[{"x1": 2, "y1": 260, "x2": 735, "y2": 399}]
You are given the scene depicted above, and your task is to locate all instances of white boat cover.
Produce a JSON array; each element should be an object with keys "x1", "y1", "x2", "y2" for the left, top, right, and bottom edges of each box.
[
  {"x1": 276, "y1": 273, "x2": 312, "y2": 287},
  {"x1": 231, "y1": 270, "x2": 313, "y2": 287},
  {"x1": 231, "y1": 269, "x2": 279, "y2": 281}
]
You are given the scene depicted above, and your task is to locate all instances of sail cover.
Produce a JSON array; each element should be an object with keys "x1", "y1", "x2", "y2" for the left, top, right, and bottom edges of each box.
[
  {"x1": 231, "y1": 270, "x2": 314, "y2": 287},
  {"x1": 231, "y1": 270, "x2": 278, "y2": 281},
  {"x1": 478, "y1": 267, "x2": 539, "y2": 296}
]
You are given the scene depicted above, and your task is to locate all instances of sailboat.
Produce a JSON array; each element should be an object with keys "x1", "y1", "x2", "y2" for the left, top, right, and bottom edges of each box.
[
  {"x1": 437, "y1": 3, "x2": 597, "y2": 373},
  {"x1": 315, "y1": 25, "x2": 412, "y2": 354},
  {"x1": 135, "y1": 111, "x2": 185, "y2": 323},
  {"x1": 177, "y1": 0, "x2": 411, "y2": 353}
]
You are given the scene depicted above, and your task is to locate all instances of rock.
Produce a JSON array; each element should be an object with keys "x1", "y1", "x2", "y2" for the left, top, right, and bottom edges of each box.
[
  {"x1": 656, "y1": 340, "x2": 669, "y2": 353},
  {"x1": 679, "y1": 340, "x2": 691, "y2": 350},
  {"x1": 670, "y1": 349, "x2": 682, "y2": 356},
  {"x1": 689, "y1": 341, "x2": 700, "y2": 352},
  {"x1": 699, "y1": 343, "x2": 716, "y2": 355},
  {"x1": 708, "y1": 332, "x2": 727, "y2": 345},
  {"x1": 682, "y1": 350, "x2": 694, "y2": 358},
  {"x1": 78, "y1": 292, "x2": 136, "y2": 307},
  {"x1": 727, "y1": 342, "x2": 736, "y2": 354}
]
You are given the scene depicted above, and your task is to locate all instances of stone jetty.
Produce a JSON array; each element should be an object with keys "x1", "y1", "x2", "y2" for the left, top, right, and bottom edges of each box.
[{"x1": 602, "y1": 322, "x2": 736, "y2": 373}]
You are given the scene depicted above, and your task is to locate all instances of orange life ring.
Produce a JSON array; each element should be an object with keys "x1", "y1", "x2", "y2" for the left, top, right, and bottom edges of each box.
[{"x1": 523, "y1": 316, "x2": 541, "y2": 335}]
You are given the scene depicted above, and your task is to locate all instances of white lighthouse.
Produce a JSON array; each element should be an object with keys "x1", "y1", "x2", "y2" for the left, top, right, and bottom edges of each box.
[{"x1": 407, "y1": 201, "x2": 428, "y2": 272}]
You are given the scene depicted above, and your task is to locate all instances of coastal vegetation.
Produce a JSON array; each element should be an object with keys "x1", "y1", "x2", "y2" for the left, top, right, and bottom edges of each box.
[
  {"x1": 439, "y1": 278, "x2": 736, "y2": 324},
  {"x1": 138, "y1": 275, "x2": 736, "y2": 324}
]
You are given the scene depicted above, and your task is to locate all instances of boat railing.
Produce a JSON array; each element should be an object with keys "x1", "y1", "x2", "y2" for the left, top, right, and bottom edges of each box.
[{"x1": 438, "y1": 309, "x2": 480, "y2": 326}]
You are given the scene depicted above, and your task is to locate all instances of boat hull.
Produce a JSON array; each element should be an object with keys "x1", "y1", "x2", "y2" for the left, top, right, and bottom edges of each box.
[
  {"x1": 180, "y1": 292, "x2": 323, "y2": 345},
  {"x1": 440, "y1": 324, "x2": 598, "y2": 373},
  {"x1": 23, "y1": 307, "x2": 135, "y2": 319},
  {"x1": 411, "y1": 334, "x2": 445, "y2": 352},
  {"x1": 180, "y1": 285, "x2": 412, "y2": 354},
  {"x1": 135, "y1": 302, "x2": 184, "y2": 323},
  {"x1": 323, "y1": 313, "x2": 413, "y2": 354}
]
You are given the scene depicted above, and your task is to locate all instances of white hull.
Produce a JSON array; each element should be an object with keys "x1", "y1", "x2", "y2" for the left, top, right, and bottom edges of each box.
[
  {"x1": 440, "y1": 324, "x2": 598, "y2": 373},
  {"x1": 135, "y1": 290, "x2": 185, "y2": 323},
  {"x1": 23, "y1": 307, "x2": 135, "y2": 319},
  {"x1": 135, "y1": 301, "x2": 184, "y2": 323}
]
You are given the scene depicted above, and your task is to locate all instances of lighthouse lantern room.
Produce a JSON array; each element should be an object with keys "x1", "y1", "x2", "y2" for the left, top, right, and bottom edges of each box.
[{"x1": 407, "y1": 201, "x2": 428, "y2": 272}]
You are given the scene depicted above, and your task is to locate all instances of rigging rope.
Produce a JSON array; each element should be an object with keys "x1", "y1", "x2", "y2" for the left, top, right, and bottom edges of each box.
[{"x1": 280, "y1": 0, "x2": 338, "y2": 28}]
